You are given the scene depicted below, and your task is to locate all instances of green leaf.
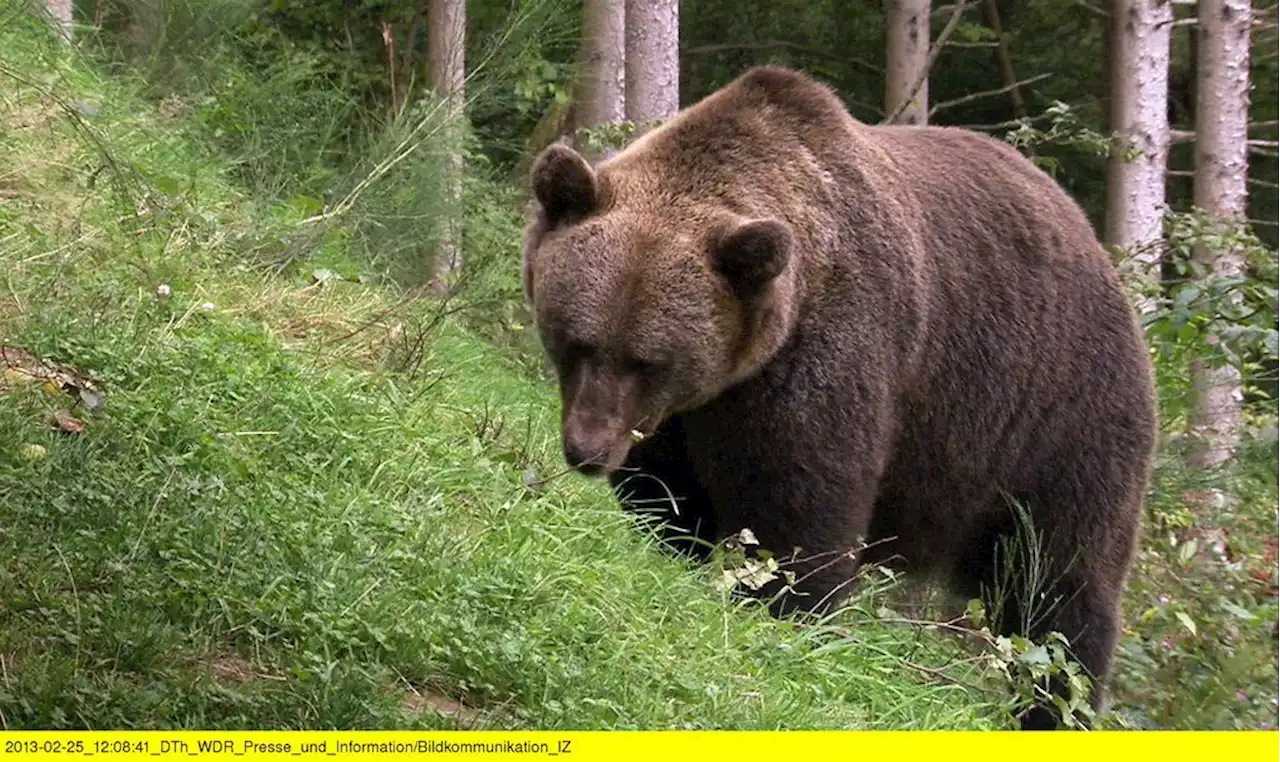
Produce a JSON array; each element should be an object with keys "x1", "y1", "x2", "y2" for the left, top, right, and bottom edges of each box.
[
  {"x1": 1173, "y1": 286, "x2": 1201, "y2": 308},
  {"x1": 1221, "y1": 601, "x2": 1256, "y2": 621},
  {"x1": 1175, "y1": 611, "x2": 1198, "y2": 637},
  {"x1": 965, "y1": 598, "x2": 987, "y2": 629},
  {"x1": 1020, "y1": 644, "x2": 1051, "y2": 667}
]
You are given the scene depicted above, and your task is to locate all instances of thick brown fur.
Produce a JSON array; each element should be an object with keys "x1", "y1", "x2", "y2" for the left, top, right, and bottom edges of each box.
[{"x1": 521, "y1": 66, "x2": 1158, "y2": 731}]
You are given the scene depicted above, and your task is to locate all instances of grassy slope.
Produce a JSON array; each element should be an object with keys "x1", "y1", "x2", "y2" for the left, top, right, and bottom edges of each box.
[{"x1": 0, "y1": 21, "x2": 998, "y2": 730}]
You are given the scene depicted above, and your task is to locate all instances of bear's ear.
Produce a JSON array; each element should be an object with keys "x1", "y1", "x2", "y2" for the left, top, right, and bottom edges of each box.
[
  {"x1": 711, "y1": 218, "x2": 793, "y2": 298},
  {"x1": 530, "y1": 143, "x2": 598, "y2": 228}
]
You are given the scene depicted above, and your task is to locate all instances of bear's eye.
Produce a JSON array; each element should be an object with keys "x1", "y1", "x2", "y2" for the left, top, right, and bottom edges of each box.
[
  {"x1": 562, "y1": 339, "x2": 596, "y2": 366},
  {"x1": 621, "y1": 355, "x2": 664, "y2": 378}
]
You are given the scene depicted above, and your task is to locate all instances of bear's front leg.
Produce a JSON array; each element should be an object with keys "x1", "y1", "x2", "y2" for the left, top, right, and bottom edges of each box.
[
  {"x1": 685, "y1": 402, "x2": 889, "y2": 619},
  {"x1": 609, "y1": 416, "x2": 719, "y2": 562}
]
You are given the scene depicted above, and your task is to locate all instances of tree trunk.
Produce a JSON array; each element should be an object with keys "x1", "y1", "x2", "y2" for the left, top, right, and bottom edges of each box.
[
  {"x1": 885, "y1": 0, "x2": 931, "y2": 125},
  {"x1": 1188, "y1": 0, "x2": 1251, "y2": 470},
  {"x1": 625, "y1": 0, "x2": 680, "y2": 137},
  {"x1": 43, "y1": 0, "x2": 74, "y2": 43},
  {"x1": 982, "y1": 0, "x2": 1025, "y2": 118},
  {"x1": 1105, "y1": 0, "x2": 1173, "y2": 314},
  {"x1": 428, "y1": 0, "x2": 466, "y2": 285},
  {"x1": 575, "y1": 0, "x2": 627, "y2": 161},
  {"x1": 1101, "y1": 0, "x2": 1114, "y2": 132}
]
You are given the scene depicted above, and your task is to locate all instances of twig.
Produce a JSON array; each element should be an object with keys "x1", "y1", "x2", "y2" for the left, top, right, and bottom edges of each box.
[
  {"x1": 340, "y1": 577, "x2": 384, "y2": 617},
  {"x1": 1172, "y1": 129, "x2": 1196, "y2": 144},
  {"x1": 883, "y1": 0, "x2": 975, "y2": 125},
  {"x1": 1068, "y1": 0, "x2": 1109, "y2": 18},
  {"x1": 847, "y1": 98, "x2": 886, "y2": 118},
  {"x1": 900, "y1": 656, "x2": 995, "y2": 691},
  {"x1": 875, "y1": 616, "x2": 997, "y2": 643},
  {"x1": 1259, "y1": 2, "x2": 1280, "y2": 31},
  {"x1": 930, "y1": 73, "x2": 1051, "y2": 117},
  {"x1": 949, "y1": 110, "x2": 1059, "y2": 131},
  {"x1": 795, "y1": 622, "x2": 1000, "y2": 695}
]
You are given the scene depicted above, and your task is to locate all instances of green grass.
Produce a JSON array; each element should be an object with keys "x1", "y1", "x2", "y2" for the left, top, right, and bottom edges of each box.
[{"x1": 0, "y1": 15, "x2": 1000, "y2": 730}]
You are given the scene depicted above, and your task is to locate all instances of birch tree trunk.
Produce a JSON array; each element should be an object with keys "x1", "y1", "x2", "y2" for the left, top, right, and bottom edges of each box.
[
  {"x1": 575, "y1": 0, "x2": 627, "y2": 161},
  {"x1": 1188, "y1": 0, "x2": 1252, "y2": 470},
  {"x1": 1105, "y1": 0, "x2": 1173, "y2": 314},
  {"x1": 625, "y1": 0, "x2": 679, "y2": 137},
  {"x1": 885, "y1": 0, "x2": 931, "y2": 125},
  {"x1": 43, "y1": 0, "x2": 74, "y2": 43},
  {"x1": 428, "y1": 0, "x2": 466, "y2": 284}
]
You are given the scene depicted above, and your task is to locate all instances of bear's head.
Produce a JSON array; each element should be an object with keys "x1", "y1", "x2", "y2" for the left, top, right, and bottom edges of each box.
[{"x1": 522, "y1": 142, "x2": 799, "y2": 476}]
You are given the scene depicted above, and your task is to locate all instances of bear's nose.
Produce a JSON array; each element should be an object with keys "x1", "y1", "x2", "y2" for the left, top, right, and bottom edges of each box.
[{"x1": 563, "y1": 431, "x2": 612, "y2": 476}]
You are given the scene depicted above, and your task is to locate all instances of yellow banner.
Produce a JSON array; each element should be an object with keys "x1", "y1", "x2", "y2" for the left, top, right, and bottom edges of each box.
[{"x1": 0, "y1": 731, "x2": 1276, "y2": 761}]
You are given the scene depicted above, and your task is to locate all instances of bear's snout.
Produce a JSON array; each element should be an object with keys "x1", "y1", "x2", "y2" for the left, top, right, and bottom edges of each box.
[
  {"x1": 559, "y1": 362, "x2": 647, "y2": 477},
  {"x1": 562, "y1": 422, "x2": 629, "y2": 477}
]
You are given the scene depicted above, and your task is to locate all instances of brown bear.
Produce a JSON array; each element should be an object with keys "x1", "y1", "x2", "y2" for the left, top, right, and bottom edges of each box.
[{"x1": 520, "y1": 66, "x2": 1157, "y2": 731}]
